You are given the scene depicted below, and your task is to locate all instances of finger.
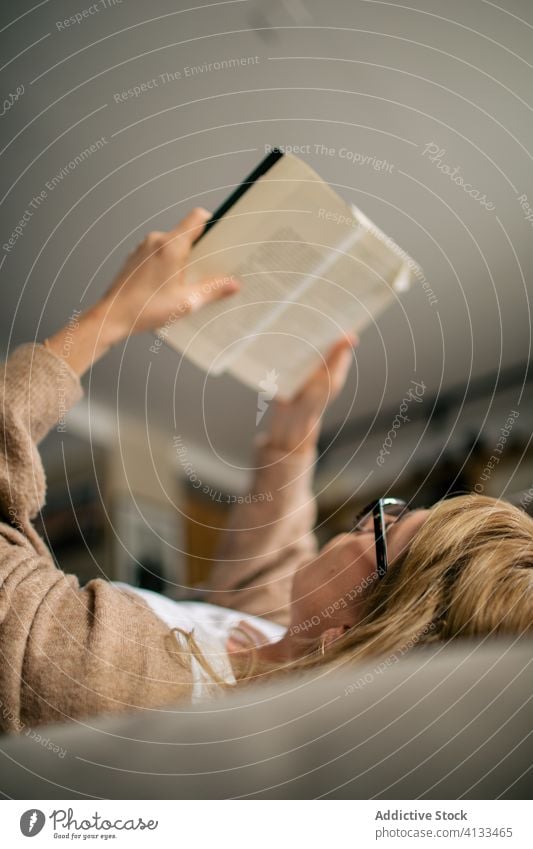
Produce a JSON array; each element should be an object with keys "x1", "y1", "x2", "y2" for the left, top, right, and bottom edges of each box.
[
  {"x1": 326, "y1": 345, "x2": 354, "y2": 395},
  {"x1": 323, "y1": 333, "x2": 358, "y2": 367},
  {"x1": 325, "y1": 332, "x2": 357, "y2": 372},
  {"x1": 167, "y1": 207, "x2": 211, "y2": 247},
  {"x1": 326, "y1": 339, "x2": 354, "y2": 372},
  {"x1": 134, "y1": 231, "x2": 166, "y2": 253},
  {"x1": 300, "y1": 334, "x2": 355, "y2": 393},
  {"x1": 188, "y1": 275, "x2": 240, "y2": 309}
]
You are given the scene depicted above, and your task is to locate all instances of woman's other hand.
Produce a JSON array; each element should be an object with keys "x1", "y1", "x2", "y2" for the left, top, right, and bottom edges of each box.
[{"x1": 267, "y1": 334, "x2": 357, "y2": 453}]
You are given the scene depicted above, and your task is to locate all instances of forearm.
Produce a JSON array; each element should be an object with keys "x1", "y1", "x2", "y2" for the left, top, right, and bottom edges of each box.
[
  {"x1": 266, "y1": 403, "x2": 321, "y2": 454},
  {"x1": 205, "y1": 389, "x2": 325, "y2": 609},
  {"x1": 205, "y1": 439, "x2": 318, "y2": 619},
  {"x1": 45, "y1": 296, "x2": 125, "y2": 379}
]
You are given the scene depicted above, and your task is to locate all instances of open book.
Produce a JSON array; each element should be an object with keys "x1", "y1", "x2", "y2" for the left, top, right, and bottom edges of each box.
[{"x1": 163, "y1": 150, "x2": 421, "y2": 399}]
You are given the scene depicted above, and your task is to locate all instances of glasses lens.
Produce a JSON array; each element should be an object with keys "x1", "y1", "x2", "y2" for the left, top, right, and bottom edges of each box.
[
  {"x1": 352, "y1": 498, "x2": 408, "y2": 531},
  {"x1": 381, "y1": 498, "x2": 408, "y2": 518}
]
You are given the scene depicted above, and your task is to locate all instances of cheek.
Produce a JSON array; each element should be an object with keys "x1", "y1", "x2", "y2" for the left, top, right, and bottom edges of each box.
[
  {"x1": 293, "y1": 548, "x2": 340, "y2": 601},
  {"x1": 290, "y1": 538, "x2": 378, "y2": 631},
  {"x1": 341, "y1": 535, "x2": 377, "y2": 572},
  {"x1": 294, "y1": 535, "x2": 377, "y2": 602},
  {"x1": 336, "y1": 544, "x2": 380, "y2": 610},
  {"x1": 321, "y1": 538, "x2": 377, "y2": 599}
]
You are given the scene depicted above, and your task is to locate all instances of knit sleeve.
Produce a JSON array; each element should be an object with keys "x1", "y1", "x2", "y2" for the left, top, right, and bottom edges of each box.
[
  {"x1": 204, "y1": 440, "x2": 318, "y2": 627},
  {"x1": 0, "y1": 343, "x2": 82, "y2": 531}
]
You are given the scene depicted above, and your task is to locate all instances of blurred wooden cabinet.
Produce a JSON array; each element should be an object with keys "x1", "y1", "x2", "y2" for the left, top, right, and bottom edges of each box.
[{"x1": 184, "y1": 487, "x2": 229, "y2": 588}]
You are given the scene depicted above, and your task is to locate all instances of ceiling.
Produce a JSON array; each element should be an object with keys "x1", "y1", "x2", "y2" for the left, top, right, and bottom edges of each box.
[{"x1": 1, "y1": 0, "x2": 532, "y2": 490}]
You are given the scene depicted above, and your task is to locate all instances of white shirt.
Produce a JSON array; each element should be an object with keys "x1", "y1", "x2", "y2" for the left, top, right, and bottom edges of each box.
[{"x1": 114, "y1": 584, "x2": 285, "y2": 702}]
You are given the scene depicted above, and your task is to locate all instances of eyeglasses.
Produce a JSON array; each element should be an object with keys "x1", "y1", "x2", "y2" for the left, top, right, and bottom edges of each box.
[{"x1": 352, "y1": 498, "x2": 409, "y2": 579}]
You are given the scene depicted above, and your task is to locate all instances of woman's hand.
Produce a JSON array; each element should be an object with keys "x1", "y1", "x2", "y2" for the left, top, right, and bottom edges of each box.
[
  {"x1": 45, "y1": 208, "x2": 238, "y2": 377},
  {"x1": 101, "y1": 207, "x2": 238, "y2": 338},
  {"x1": 266, "y1": 335, "x2": 357, "y2": 453}
]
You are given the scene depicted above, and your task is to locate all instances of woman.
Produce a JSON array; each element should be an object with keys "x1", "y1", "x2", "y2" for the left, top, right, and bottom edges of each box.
[{"x1": 0, "y1": 209, "x2": 531, "y2": 731}]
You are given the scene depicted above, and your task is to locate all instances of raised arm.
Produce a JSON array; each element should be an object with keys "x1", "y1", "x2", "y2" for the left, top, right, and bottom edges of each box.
[
  {"x1": 205, "y1": 338, "x2": 356, "y2": 627},
  {"x1": 0, "y1": 210, "x2": 239, "y2": 731}
]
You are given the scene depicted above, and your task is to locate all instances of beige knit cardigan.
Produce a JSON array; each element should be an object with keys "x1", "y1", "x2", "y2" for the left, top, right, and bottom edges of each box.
[{"x1": 0, "y1": 344, "x2": 317, "y2": 732}]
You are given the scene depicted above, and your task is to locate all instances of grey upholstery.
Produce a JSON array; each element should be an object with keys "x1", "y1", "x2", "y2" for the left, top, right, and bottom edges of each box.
[{"x1": 1, "y1": 639, "x2": 531, "y2": 799}]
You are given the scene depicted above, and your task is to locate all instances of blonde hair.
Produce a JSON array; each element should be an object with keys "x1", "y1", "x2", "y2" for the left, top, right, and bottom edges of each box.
[{"x1": 289, "y1": 494, "x2": 533, "y2": 675}]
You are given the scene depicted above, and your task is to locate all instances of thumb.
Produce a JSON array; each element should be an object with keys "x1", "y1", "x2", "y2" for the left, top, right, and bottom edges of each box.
[
  {"x1": 186, "y1": 275, "x2": 240, "y2": 311},
  {"x1": 325, "y1": 335, "x2": 357, "y2": 395}
]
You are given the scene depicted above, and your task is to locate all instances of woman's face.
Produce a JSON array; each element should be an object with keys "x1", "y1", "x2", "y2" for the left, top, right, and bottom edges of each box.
[{"x1": 288, "y1": 509, "x2": 430, "y2": 642}]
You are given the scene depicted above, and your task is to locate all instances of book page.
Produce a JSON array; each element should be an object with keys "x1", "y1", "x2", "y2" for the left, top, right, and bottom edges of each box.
[
  {"x1": 163, "y1": 223, "x2": 330, "y2": 374},
  {"x1": 228, "y1": 225, "x2": 407, "y2": 398}
]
